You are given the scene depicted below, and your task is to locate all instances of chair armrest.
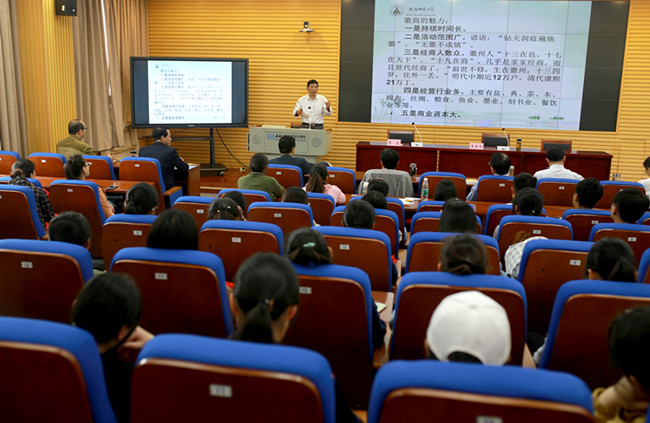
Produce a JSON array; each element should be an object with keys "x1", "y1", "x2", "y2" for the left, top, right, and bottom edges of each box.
[{"x1": 163, "y1": 186, "x2": 182, "y2": 197}]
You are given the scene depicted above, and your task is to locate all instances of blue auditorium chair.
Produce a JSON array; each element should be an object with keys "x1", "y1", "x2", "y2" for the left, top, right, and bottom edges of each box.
[
  {"x1": 418, "y1": 171, "x2": 466, "y2": 200},
  {"x1": 0, "y1": 185, "x2": 46, "y2": 239},
  {"x1": 247, "y1": 201, "x2": 313, "y2": 238},
  {"x1": 102, "y1": 214, "x2": 158, "y2": 268}
]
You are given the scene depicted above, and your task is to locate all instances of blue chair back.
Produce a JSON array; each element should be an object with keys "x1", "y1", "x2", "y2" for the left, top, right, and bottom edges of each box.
[
  {"x1": 562, "y1": 208, "x2": 614, "y2": 241},
  {"x1": 416, "y1": 200, "x2": 445, "y2": 212},
  {"x1": 268, "y1": 164, "x2": 303, "y2": 188},
  {"x1": 536, "y1": 178, "x2": 579, "y2": 207},
  {"x1": 131, "y1": 334, "x2": 336, "y2": 423},
  {"x1": 0, "y1": 176, "x2": 42, "y2": 187},
  {"x1": 475, "y1": 175, "x2": 514, "y2": 203},
  {"x1": 0, "y1": 185, "x2": 46, "y2": 239},
  {"x1": 307, "y1": 192, "x2": 336, "y2": 226},
  {"x1": 419, "y1": 171, "x2": 466, "y2": 200},
  {"x1": 0, "y1": 150, "x2": 21, "y2": 174},
  {"x1": 82, "y1": 155, "x2": 116, "y2": 180},
  {"x1": 639, "y1": 248, "x2": 650, "y2": 283},
  {"x1": 27, "y1": 152, "x2": 66, "y2": 177},
  {"x1": 588, "y1": 222, "x2": 650, "y2": 264},
  {"x1": 326, "y1": 166, "x2": 356, "y2": 193}
]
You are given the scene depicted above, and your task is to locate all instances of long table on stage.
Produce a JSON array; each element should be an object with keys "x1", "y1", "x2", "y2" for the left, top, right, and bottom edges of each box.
[{"x1": 355, "y1": 142, "x2": 612, "y2": 181}]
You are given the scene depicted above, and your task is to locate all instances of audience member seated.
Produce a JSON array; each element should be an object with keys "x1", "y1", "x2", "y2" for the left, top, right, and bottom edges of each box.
[
  {"x1": 146, "y1": 208, "x2": 198, "y2": 250},
  {"x1": 285, "y1": 227, "x2": 386, "y2": 349},
  {"x1": 138, "y1": 127, "x2": 189, "y2": 191},
  {"x1": 304, "y1": 163, "x2": 345, "y2": 205},
  {"x1": 56, "y1": 119, "x2": 93, "y2": 159},
  {"x1": 426, "y1": 290, "x2": 511, "y2": 365},
  {"x1": 208, "y1": 197, "x2": 244, "y2": 221},
  {"x1": 230, "y1": 252, "x2": 361, "y2": 422},
  {"x1": 222, "y1": 189, "x2": 247, "y2": 215},
  {"x1": 533, "y1": 147, "x2": 584, "y2": 181},
  {"x1": 358, "y1": 148, "x2": 414, "y2": 197},
  {"x1": 48, "y1": 211, "x2": 102, "y2": 276},
  {"x1": 269, "y1": 135, "x2": 326, "y2": 180},
  {"x1": 123, "y1": 182, "x2": 158, "y2": 215},
  {"x1": 362, "y1": 190, "x2": 388, "y2": 209},
  {"x1": 592, "y1": 306, "x2": 650, "y2": 423},
  {"x1": 573, "y1": 178, "x2": 604, "y2": 209},
  {"x1": 433, "y1": 179, "x2": 458, "y2": 202},
  {"x1": 439, "y1": 199, "x2": 478, "y2": 234},
  {"x1": 511, "y1": 172, "x2": 537, "y2": 201},
  {"x1": 64, "y1": 154, "x2": 115, "y2": 218},
  {"x1": 586, "y1": 238, "x2": 637, "y2": 282},
  {"x1": 70, "y1": 272, "x2": 154, "y2": 423},
  {"x1": 503, "y1": 188, "x2": 547, "y2": 278},
  {"x1": 638, "y1": 156, "x2": 650, "y2": 197},
  {"x1": 466, "y1": 152, "x2": 511, "y2": 201},
  {"x1": 367, "y1": 179, "x2": 390, "y2": 197},
  {"x1": 611, "y1": 188, "x2": 650, "y2": 224},
  {"x1": 438, "y1": 234, "x2": 488, "y2": 275},
  {"x1": 238, "y1": 153, "x2": 285, "y2": 201},
  {"x1": 9, "y1": 158, "x2": 55, "y2": 229}
]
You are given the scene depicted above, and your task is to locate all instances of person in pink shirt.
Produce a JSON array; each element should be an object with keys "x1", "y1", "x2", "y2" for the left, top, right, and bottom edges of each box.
[{"x1": 303, "y1": 163, "x2": 345, "y2": 205}]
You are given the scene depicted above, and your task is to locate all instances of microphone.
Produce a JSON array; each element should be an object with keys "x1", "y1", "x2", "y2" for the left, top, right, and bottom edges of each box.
[
  {"x1": 501, "y1": 127, "x2": 510, "y2": 147},
  {"x1": 412, "y1": 122, "x2": 423, "y2": 144},
  {"x1": 308, "y1": 106, "x2": 312, "y2": 129}
]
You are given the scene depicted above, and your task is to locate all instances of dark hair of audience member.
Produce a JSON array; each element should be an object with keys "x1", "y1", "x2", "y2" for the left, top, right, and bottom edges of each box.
[
  {"x1": 490, "y1": 152, "x2": 511, "y2": 175},
  {"x1": 608, "y1": 306, "x2": 650, "y2": 390},
  {"x1": 278, "y1": 135, "x2": 296, "y2": 154},
  {"x1": 512, "y1": 187, "x2": 544, "y2": 216},
  {"x1": 305, "y1": 163, "x2": 328, "y2": 194},
  {"x1": 343, "y1": 199, "x2": 375, "y2": 229},
  {"x1": 222, "y1": 190, "x2": 247, "y2": 211},
  {"x1": 586, "y1": 238, "x2": 637, "y2": 282},
  {"x1": 10, "y1": 158, "x2": 36, "y2": 179},
  {"x1": 439, "y1": 234, "x2": 487, "y2": 275},
  {"x1": 124, "y1": 182, "x2": 158, "y2": 215},
  {"x1": 380, "y1": 148, "x2": 400, "y2": 169},
  {"x1": 231, "y1": 253, "x2": 300, "y2": 343},
  {"x1": 613, "y1": 188, "x2": 650, "y2": 223},
  {"x1": 546, "y1": 147, "x2": 565, "y2": 162},
  {"x1": 146, "y1": 208, "x2": 198, "y2": 250},
  {"x1": 71, "y1": 272, "x2": 142, "y2": 344},
  {"x1": 513, "y1": 172, "x2": 537, "y2": 194},
  {"x1": 48, "y1": 211, "x2": 92, "y2": 247},
  {"x1": 249, "y1": 153, "x2": 268, "y2": 173},
  {"x1": 285, "y1": 227, "x2": 332, "y2": 265},
  {"x1": 575, "y1": 177, "x2": 603, "y2": 209},
  {"x1": 439, "y1": 199, "x2": 477, "y2": 233},
  {"x1": 208, "y1": 197, "x2": 241, "y2": 220},
  {"x1": 367, "y1": 179, "x2": 390, "y2": 197},
  {"x1": 282, "y1": 186, "x2": 309, "y2": 204},
  {"x1": 64, "y1": 154, "x2": 87, "y2": 179},
  {"x1": 433, "y1": 179, "x2": 458, "y2": 202},
  {"x1": 644, "y1": 156, "x2": 650, "y2": 170},
  {"x1": 362, "y1": 191, "x2": 388, "y2": 209}
]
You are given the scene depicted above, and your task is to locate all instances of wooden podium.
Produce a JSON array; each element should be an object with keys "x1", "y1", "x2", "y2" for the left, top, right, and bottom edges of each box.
[{"x1": 248, "y1": 126, "x2": 332, "y2": 163}]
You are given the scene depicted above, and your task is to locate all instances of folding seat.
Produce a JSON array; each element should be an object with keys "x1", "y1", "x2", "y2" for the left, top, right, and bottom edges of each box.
[
  {"x1": 284, "y1": 263, "x2": 385, "y2": 408},
  {"x1": 49, "y1": 179, "x2": 108, "y2": 258},
  {"x1": 0, "y1": 185, "x2": 46, "y2": 240},
  {"x1": 405, "y1": 232, "x2": 501, "y2": 275},
  {"x1": 26, "y1": 152, "x2": 66, "y2": 177},
  {"x1": 307, "y1": 192, "x2": 336, "y2": 226},
  {"x1": 410, "y1": 211, "x2": 482, "y2": 235},
  {"x1": 367, "y1": 361, "x2": 593, "y2": 423},
  {"x1": 539, "y1": 280, "x2": 650, "y2": 389},
  {"x1": 418, "y1": 171, "x2": 466, "y2": 200},
  {"x1": 119, "y1": 157, "x2": 182, "y2": 211},
  {"x1": 82, "y1": 155, "x2": 116, "y2": 180},
  {"x1": 326, "y1": 166, "x2": 356, "y2": 193},
  {"x1": 330, "y1": 204, "x2": 400, "y2": 256},
  {"x1": 0, "y1": 150, "x2": 20, "y2": 174},
  {"x1": 562, "y1": 209, "x2": 614, "y2": 241},
  {"x1": 595, "y1": 181, "x2": 645, "y2": 209},
  {"x1": 247, "y1": 201, "x2": 313, "y2": 239},
  {"x1": 267, "y1": 163, "x2": 303, "y2": 189},
  {"x1": 172, "y1": 195, "x2": 213, "y2": 228},
  {"x1": 199, "y1": 220, "x2": 283, "y2": 281},
  {"x1": 102, "y1": 214, "x2": 157, "y2": 268},
  {"x1": 0, "y1": 239, "x2": 93, "y2": 322},
  {"x1": 416, "y1": 200, "x2": 445, "y2": 212},
  {"x1": 315, "y1": 226, "x2": 393, "y2": 291},
  {"x1": 639, "y1": 249, "x2": 650, "y2": 283},
  {"x1": 0, "y1": 316, "x2": 117, "y2": 423},
  {"x1": 589, "y1": 222, "x2": 650, "y2": 264},
  {"x1": 475, "y1": 175, "x2": 514, "y2": 203},
  {"x1": 391, "y1": 272, "x2": 526, "y2": 364},
  {"x1": 496, "y1": 215, "x2": 573, "y2": 262},
  {"x1": 483, "y1": 203, "x2": 515, "y2": 236},
  {"x1": 110, "y1": 247, "x2": 232, "y2": 338},
  {"x1": 536, "y1": 178, "x2": 579, "y2": 207},
  {"x1": 218, "y1": 188, "x2": 270, "y2": 218},
  {"x1": 517, "y1": 239, "x2": 593, "y2": 335},
  {"x1": 130, "y1": 334, "x2": 336, "y2": 423}
]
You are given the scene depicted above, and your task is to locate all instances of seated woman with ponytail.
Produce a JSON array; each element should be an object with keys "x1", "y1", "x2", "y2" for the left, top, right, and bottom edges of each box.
[
  {"x1": 123, "y1": 182, "x2": 158, "y2": 215},
  {"x1": 304, "y1": 163, "x2": 346, "y2": 205},
  {"x1": 9, "y1": 158, "x2": 55, "y2": 229},
  {"x1": 208, "y1": 197, "x2": 244, "y2": 221}
]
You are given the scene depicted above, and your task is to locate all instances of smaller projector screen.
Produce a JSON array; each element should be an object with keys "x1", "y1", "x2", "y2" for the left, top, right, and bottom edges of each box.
[{"x1": 131, "y1": 57, "x2": 248, "y2": 128}]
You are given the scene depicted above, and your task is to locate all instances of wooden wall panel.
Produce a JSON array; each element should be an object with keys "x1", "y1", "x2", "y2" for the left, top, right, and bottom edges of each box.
[
  {"x1": 17, "y1": 0, "x2": 76, "y2": 154},
  {"x1": 148, "y1": 0, "x2": 650, "y2": 182}
]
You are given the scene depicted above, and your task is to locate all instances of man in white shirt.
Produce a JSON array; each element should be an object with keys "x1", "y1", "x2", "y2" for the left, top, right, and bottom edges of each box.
[
  {"x1": 638, "y1": 156, "x2": 650, "y2": 196},
  {"x1": 292, "y1": 79, "x2": 331, "y2": 129},
  {"x1": 533, "y1": 148, "x2": 584, "y2": 181}
]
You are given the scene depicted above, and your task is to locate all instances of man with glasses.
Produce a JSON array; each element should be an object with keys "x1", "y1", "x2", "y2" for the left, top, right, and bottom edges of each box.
[{"x1": 57, "y1": 119, "x2": 94, "y2": 159}]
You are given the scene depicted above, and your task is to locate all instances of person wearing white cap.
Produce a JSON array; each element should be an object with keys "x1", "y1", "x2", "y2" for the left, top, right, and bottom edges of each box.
[{"x1": 425, "y1": 290, "x2": 511, "y2": 365}]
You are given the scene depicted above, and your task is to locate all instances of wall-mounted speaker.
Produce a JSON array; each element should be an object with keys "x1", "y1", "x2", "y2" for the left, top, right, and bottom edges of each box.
[{"x1": 55, "y1": 0, "x2": 77, "y2": 16}]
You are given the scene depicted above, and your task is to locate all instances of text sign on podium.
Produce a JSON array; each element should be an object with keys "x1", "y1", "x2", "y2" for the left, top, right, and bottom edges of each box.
[{"x1": 248, "y1": 126, "x2": 332, "y2": 162}]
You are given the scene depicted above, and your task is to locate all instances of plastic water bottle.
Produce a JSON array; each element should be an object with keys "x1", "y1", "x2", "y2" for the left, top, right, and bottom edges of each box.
[{"x1": 421, "y1": 178, "x2": 429, "y2": 200}]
